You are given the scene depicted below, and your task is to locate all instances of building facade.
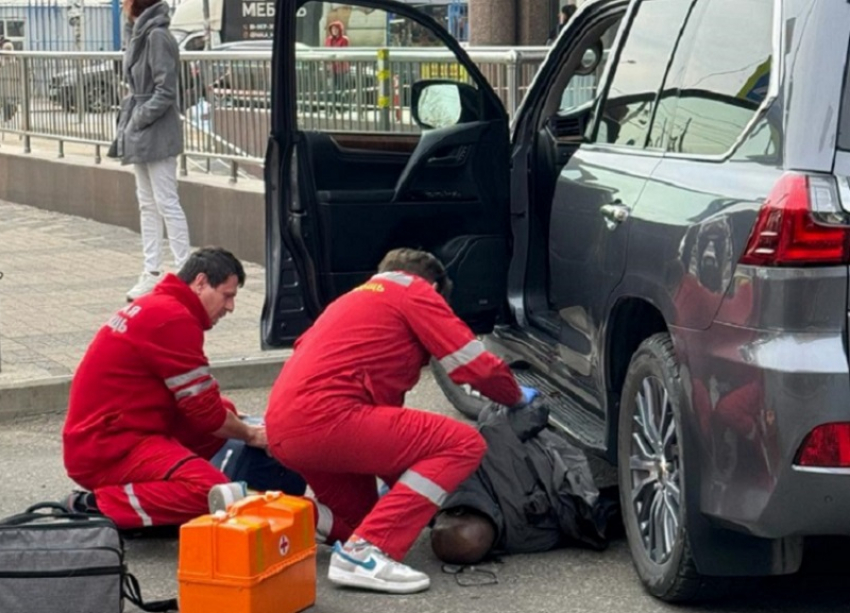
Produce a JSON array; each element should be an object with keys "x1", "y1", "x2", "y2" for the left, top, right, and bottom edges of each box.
[{"x1": 468, "y1": 0, "x2": 587, "y2": 46}]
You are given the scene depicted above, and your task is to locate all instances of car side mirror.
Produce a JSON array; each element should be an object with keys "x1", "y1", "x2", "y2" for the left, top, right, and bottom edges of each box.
[{"x1": 412, "y1": 80, "x2": 480, "y2": 130}]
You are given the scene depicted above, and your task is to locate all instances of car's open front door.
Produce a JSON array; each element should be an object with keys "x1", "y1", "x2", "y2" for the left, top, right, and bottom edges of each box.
[{"x1": 262, "y1": 0, "x2": 512, "y2": 347}]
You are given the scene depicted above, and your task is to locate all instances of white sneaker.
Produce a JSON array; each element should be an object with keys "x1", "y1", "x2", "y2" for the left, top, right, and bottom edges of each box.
[
  {"x1": 126, "y1": 271, "x2": 161, "y2": 301},
  {"x1": 208, "y1": 482, "x2": 248, "y2": 514},
  {"x1": 328, "y1": 541, "x2": 430, "y2": 594}
]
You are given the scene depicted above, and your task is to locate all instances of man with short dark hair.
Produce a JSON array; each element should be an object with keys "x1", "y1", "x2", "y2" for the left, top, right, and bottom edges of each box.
[
  {"x1": 62, "y1": 247, "x2": 268, "y2": 528},
  {"x1": 265, "y1": 248, "x2": 539, "y2": 594}
]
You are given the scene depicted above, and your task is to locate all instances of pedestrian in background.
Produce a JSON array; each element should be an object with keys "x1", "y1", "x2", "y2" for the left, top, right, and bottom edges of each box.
[
  {"x1": 547, "y1": 3, "x2": 578, "y2": 45},
  {"x1": 324, "y1": 20, "x2": 350, "y2": 113},
  {"x1": 109, "y1": 0, "x2": 191, "y2": 301}
]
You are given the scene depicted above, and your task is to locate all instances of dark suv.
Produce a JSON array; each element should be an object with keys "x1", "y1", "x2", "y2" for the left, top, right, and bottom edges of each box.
[{"x1": 263, "y1": 0, "x2": 850, "y2": 602}]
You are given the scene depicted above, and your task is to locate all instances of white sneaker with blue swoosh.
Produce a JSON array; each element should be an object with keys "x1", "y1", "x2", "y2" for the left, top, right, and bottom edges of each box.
[{"x1": 328, "y1": 541, "x2": 430, "y2": 594}]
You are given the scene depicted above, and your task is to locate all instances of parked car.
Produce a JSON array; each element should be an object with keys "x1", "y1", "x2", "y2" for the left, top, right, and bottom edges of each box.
[
  {"x1": 47, "y1": 33, "x2": 237, "y2": 114},
  {"x1": 195, "y1": 40, "x2": 377, "y2": 111},
  {"x1": 48, "y1": 59, "x2": 124, "y2": 113},
  {"x1": 189, "y1": 40, "x2": 285, "y2": 110},
  {"x1": 263, "y1": 0, "x2": 850, "y2": 603}
]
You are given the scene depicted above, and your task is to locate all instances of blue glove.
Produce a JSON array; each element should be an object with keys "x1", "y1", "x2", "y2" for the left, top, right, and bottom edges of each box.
[{"x1": 518, "y1": 385, "x2": 540, "y2": 406}]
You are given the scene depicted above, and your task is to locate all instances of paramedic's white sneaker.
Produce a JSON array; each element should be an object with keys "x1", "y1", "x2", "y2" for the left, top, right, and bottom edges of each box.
[
  {"x1": 126, "y1": 271, "x2": 161, "y2": 302},
  {"x1": 208, "y1": 482, "x2": 248, "y2": 514},
  {"x1": 328, "y1": 541, "x2": 430, "y2": 594}
]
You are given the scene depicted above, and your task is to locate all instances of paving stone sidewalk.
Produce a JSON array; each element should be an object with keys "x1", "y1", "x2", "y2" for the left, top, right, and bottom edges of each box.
[{"x1": 0, "y1": 200, "x2": 285, "y2": 385}]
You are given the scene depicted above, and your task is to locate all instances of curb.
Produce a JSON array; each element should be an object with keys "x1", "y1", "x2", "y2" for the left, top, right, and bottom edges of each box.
[{"x1": 0, "y1": 353, "x2": 289, "y2": 421}]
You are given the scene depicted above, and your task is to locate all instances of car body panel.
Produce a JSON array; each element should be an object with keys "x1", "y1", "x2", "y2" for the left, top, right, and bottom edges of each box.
[{"x1": 547, "y1": 148, "x2": 660, "y2": 414}]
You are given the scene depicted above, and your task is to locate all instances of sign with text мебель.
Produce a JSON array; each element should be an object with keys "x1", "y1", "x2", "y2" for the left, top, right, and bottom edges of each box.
[{"x1": 223, "y1": 0, "x2": 275, "y2": 41}]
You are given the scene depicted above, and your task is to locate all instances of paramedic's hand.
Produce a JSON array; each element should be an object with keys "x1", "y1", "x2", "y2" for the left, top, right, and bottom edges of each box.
[
  {"x1": 513, "y1": 385, "x2": 540, "y2": 409},
  {"x1": 245, "y1": 425, "x2": 268, "y2": 450}
]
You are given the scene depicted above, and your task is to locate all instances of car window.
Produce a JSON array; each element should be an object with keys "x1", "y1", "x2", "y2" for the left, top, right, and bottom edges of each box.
[
  {"x1": 649, "y1": 0, "x2": 774, "y2": 156},
  {"x1": 593, "y1": 0, "x2": 695, "y2": 149},
  {"x1": 556, "y1": 19, "x2": 622, "y2": 115},
  {"x1": 295, "y1": 1, "x2": 476, "y2": 134},
  {"x1": 183, "y1": 36, "x2": 207, "y2": 52}
]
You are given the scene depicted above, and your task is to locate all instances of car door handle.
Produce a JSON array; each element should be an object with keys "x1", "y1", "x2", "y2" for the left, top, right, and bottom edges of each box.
[{"x1": 600, "y1": 202, "x2": 630, "y2": 229}]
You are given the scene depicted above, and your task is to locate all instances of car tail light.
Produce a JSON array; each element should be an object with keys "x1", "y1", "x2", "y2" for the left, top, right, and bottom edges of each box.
[
  {"x1": 740, "y1": 173, "x2": 850, "y2": 266},
  {"x1": 795, "y1": 423, "x2": 850, "y2": 467}
]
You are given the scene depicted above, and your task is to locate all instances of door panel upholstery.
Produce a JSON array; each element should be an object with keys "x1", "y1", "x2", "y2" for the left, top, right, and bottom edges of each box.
[{"x1": 294, "y1": 121, "x2": 511, "y2": 331}]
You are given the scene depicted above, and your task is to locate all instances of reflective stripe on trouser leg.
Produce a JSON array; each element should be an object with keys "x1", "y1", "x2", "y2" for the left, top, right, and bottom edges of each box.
[
  {"x1": 397, "y1": 470, "x2": 447, "y2": 506},
  {"x1": 124, "y1": 484, "x2": 153, "y2": 526}
]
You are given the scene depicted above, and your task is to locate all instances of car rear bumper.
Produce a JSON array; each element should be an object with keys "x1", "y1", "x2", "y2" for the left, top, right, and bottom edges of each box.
[{"x1": 674, "y1": 322, "x2": 850, "y2": 538}]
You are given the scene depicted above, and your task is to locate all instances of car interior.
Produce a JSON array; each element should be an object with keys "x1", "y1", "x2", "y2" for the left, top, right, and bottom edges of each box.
[{"x1": 279, "y1": 2, "x2": 514, "y2": 336}]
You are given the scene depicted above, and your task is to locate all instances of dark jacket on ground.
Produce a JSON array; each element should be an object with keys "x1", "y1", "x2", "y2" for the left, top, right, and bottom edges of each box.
[{"x1": 441, "y1": 400, "x2": 612, "y2": 555}]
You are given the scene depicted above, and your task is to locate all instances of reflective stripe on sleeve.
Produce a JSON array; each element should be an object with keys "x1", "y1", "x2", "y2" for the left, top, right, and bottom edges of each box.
[
  {"x1": 164, "y1": 366, "x2": 210, "y2": 391},
  {"x1": 373, "y1": 271, "x2": 414, "y2": 287},
  {"x1": 174, "y1": 377, "x2": 216, "y2": 400},
  {"x1": 125, "y1": 484, "x2": 153, "y2": 527},
  {"x1": 398, "y1": 470, "x2": 447, "y2": 506},
  {"x1": 439, "y1": 339, "x2": 486, "y2": 375}
]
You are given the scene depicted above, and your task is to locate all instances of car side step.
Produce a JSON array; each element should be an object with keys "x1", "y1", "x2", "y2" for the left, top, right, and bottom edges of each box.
[{"x1": 513, "y1": 368, "x2": 606, "y2": 450}]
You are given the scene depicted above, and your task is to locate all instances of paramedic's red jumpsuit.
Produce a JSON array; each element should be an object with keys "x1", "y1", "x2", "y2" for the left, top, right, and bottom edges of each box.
[
  {"x1": 266, "y1": 271, "x2": 522, "y2": 561},
  {"x1": 62, "y1": 274, "x2": 232, "y2": 529}
]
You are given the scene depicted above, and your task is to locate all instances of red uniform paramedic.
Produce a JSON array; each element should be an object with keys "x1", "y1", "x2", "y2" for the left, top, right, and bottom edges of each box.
[
  {"x1": 266, "y1": 248, "x2": 538, "y2": 594},
  {"x1": 62, "y1": 247, "x2": 267, "y2": 529}
]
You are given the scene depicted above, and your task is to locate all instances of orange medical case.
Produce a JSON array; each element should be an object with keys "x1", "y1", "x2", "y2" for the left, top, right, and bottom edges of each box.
[{"x1": 178, "y1": 491, "x2": 316, "y2": 613}]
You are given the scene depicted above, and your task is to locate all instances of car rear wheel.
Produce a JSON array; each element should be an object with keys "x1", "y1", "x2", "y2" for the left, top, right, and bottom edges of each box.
[
  {"x1": 430, "y1": 357, "x2": 490, "y2": 421},
  {"x1": 618, "y1": 333, "x2": 708, "y2": 602}
]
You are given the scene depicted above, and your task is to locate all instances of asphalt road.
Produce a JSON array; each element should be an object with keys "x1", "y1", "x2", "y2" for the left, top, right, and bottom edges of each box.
[{"x1": 1, "y1": 369, "x2": 848, "y2": 613}]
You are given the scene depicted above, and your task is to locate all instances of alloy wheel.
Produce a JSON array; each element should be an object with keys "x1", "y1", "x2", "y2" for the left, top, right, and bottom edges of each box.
[{"x1": 627, "y1": 375, "x2": 682, "y2": 564}]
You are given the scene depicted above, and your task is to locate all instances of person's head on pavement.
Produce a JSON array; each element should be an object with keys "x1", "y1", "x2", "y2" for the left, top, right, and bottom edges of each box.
[
  {"x1": 431, "y1": 506, "x2": 497, "y2": 565},
  {"x1": 177, "y1": 247, "x2": 246, "y2": 327},
  {"x1": 377, "y1": 247, "x2": 453, "y2": 299}
]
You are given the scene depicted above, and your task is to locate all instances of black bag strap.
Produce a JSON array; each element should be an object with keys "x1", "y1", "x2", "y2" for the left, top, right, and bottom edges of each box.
[
  {"x1": 123, "y1": 573, "x2": 178, "y2": 612},
  {"x1": 25, "y1": 502, "x2": 71, "y2": 514},
  {"x1": 0, "y1": 502, "x2": 102, "y2": 527}
]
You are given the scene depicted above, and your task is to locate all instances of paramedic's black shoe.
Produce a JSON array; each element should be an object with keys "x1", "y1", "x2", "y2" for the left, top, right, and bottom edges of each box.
[{"x1": 65, "y1": 490, "x2": 101, "y2": 515}]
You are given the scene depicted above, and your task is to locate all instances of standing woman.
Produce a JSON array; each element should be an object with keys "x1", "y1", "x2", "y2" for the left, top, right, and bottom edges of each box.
[{"x1": 110, "y1": 0, "x2": 190, "y2": 301}]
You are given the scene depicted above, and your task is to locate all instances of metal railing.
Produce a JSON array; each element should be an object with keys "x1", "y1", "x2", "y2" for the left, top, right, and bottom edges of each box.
[{"x1": 0, "y1": 47, "x2": 598, "y2": 182}]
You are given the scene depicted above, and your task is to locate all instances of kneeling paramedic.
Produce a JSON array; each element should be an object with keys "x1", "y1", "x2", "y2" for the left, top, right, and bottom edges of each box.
[
  {"x1": 62, "y1": 248, "x2": 301, "y2": 529},
  {"x1": 265, "y1": 248, "x2": 539, "y2": 594}
]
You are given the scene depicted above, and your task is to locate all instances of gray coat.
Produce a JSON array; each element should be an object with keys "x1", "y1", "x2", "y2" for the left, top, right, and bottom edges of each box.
[{"x1": 108, "y1": 1, "x2": 183, "y2": 165}]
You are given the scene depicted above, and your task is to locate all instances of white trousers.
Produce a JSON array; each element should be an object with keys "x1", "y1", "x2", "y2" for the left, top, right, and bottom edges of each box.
[{"x1": 133, "y1": 156, "x2": 190, "y2": 273}]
